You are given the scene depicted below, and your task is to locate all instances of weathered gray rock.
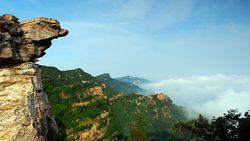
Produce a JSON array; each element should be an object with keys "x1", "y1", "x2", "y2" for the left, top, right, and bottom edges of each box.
[
  {"x1": 0, "y1": 14, "x2": 68, "y2": 65},
  {"x1": 0, "y1": 63, "x2": 58, "y2": 141},
  {"x1": 0, "y1": 14, "x2": 68, "y2": 141}
]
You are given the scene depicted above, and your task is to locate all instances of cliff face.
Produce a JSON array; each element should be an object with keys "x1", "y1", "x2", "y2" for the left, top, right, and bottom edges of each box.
[
  {"x1": 0, "y1": 63, "x2": 58, "y2": 141},
  {"x1": 0, "y1": 14, "x2": 68, "y2": 141}
]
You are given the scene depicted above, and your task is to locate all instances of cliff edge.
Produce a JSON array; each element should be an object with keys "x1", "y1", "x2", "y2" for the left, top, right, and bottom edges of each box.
[{"x1": 0, "y1": 14, "x2": 68, "y2": 141}]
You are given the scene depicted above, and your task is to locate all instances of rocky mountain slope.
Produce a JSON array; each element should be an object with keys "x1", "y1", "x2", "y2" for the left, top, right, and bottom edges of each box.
[
  {"x1": 108, "y1": 93, "x2": 185, "y2": 141},
  {"x1": 41, "y1": 66, "x2": 186, "y2": 141},
  {"x1": 96, "y1": 73, "x2": 149, "y2": 95},
  {"x1": 0, "y1": 14, "x2": 67, "y2": 141},
  {"x1": 41, "y1": 66, "x2": 113, "y2": 141}
]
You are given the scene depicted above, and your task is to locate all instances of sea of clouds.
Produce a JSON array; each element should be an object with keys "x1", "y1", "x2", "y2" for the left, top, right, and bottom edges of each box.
[{"x1": 141, "y1": 74, "x2": 250, "y2": 118}]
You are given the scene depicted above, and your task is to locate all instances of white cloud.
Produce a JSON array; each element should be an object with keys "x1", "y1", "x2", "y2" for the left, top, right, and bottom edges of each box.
[{"x1": 141, "y1": 74, "x2": 250, "y2": 118}]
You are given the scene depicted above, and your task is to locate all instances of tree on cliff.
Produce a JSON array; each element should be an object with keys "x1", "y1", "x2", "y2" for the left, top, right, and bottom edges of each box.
[{"x1": 128, "y1": 115, "x2": 149, "y2": 141}]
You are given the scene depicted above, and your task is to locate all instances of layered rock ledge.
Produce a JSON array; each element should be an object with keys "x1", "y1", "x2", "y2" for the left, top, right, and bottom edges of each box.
[
  {"x1": 0, "y1": 14, "x2": 68, "y2": 141},
  {"x1": 0, "y1": 14, "x2": 68, "y2": 64}
]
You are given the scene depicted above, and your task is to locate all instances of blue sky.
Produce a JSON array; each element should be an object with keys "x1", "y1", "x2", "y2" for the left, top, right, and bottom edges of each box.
[{"x1": 1, "y1": 0, "x2": 250, "y2": 80}]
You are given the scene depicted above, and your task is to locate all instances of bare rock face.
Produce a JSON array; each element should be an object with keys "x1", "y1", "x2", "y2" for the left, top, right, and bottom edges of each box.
[
  {"x1": 0, "y1": 63, "x2": 58, "y2": 141},
  {"x1": 156, "y1": 93, "x2": 169, "y2": 101},
  {"x1": 0, "y1": 14, "x2": 68, "y2": 64},
  {"x1": 0, "y1": 14, "x2": 68, "y2": 141}
]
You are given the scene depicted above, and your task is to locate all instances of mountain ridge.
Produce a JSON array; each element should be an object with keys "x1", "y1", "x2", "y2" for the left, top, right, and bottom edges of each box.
[
  {"x1": 41, "y1": 65, "x2": 186, "y2": 141},
  {"x1": 115, "y1": 75, "x2": 152, "y2": 85},
  {"x1": 96, "y1": 73, "x2": 149, "y2": 95}
]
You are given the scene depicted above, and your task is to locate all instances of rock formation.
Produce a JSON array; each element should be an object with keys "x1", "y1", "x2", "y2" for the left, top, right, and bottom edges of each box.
[{"x1": 0, "y1": 14, "x2": 68, "y2": 141}]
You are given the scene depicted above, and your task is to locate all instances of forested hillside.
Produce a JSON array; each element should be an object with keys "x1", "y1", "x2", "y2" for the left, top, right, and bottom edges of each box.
[{"x1": 41, "y1": 66, "x2": 185, "y2": 141}]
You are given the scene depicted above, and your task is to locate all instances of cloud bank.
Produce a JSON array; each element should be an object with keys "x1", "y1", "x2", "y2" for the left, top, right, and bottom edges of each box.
[{"x1": 141, "y1": 74, "x2": 250, "y2": 118}]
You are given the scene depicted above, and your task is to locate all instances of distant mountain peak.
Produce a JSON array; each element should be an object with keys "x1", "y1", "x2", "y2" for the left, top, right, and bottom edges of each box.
[
  {"x1": 124, "y1": 75, "x2": 133, "y2": 78},
  {"x1": 96, "y1": 73, "x2": 112, "y2": 80},
  {"x1": 115, "y1": 75, "x2": 151, "y2": 85},
  {"x1": 96, "y1": 73, "x2": 149, "y2": 95}
]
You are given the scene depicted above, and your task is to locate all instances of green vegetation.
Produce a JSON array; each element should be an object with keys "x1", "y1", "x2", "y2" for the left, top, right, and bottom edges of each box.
[
  {"x1": 41, "y1": 66, "x2": 111, "y2": 140},
  {"x1": 169, "y1": 109, "x2": 250, "y2": 141},
  {"x1": 128, "y1": 115, "x2": 149, "y2": 141},
  {"x1": 105, "y1": 93, "x2": 185, "y2": 141},
  {"x1": 42, "y1": 66, "x2": 249, "y2": 141},
  {"x1": 41, "y1": 66, "x2": 186, "y2": 141}
]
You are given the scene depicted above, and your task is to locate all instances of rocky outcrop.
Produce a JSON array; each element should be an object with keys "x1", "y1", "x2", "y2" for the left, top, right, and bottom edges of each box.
[
  {"x1": 0, "y1": 14, "x2": 68, "y2": 65},
  {"x1": 155, "y1": 93, "x2": 169, "y2": 101},
  {"x1": 0, "y1": 14, "x2": 68, "y2": 141}
]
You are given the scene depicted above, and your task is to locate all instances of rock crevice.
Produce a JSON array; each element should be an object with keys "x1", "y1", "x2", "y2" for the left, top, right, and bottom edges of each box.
[{"x1": 0, "y1": 14, "x2": 68, "y2": 141}]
